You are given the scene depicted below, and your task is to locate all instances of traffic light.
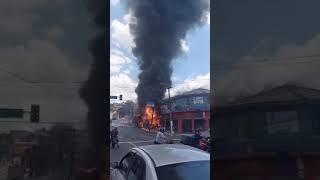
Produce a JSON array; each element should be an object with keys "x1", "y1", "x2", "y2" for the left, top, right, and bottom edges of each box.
[
  {"x1": 119, "y1": 94, "x2": 123, "y2": 101},
  {"x1": 30, "y1": 104, "x2": 40, "y2": 123}
]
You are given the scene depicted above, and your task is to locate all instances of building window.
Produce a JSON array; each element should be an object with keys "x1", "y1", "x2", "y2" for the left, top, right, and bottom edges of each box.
[
  {"x1": 165, "y1": 119, "x2": 178, "y2": 131},
  {"x1": 195, "y1": 119, "x2": 205, "y2": 131},
  {"x1": 182, "y1": 119, "x2": 192, "y2": 133},
  {"x1": 193, "y1": 96, "x2": 204, "y2": 104},
  {"x1": 266, "y1": 111, "x2": 299, "y2": 134}
]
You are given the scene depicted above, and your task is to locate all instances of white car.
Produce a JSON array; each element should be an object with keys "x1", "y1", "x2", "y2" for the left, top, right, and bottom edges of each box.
[{"x1": 110, "y1": 144, "x2": 210, "y2": 180}]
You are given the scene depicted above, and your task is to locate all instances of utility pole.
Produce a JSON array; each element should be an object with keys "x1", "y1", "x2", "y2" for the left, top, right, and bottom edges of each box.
[{"x1": 167, "y1": 87, "x2": 173, "y2": 139}]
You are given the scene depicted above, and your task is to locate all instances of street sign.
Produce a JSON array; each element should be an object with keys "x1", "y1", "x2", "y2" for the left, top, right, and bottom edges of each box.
[
  {"x1": 110, "y1": 96, "x2": 118, "y2": 99},
  {"x1": 0, "y1": 108, "x2": 23, "y2": 118}
]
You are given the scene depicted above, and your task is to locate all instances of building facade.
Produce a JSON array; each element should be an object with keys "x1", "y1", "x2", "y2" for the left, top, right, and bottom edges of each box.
[
  {"x1": 160, "y1": 88, "x2": 210, "y2": 134},
  {"x1": 213, "y1": 85, "x2": 320, "y2": 180}
]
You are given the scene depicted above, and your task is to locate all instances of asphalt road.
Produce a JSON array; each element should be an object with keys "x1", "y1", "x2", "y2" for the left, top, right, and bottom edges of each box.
[{"x1": 110, "y1": 119, "x2": 181, "y2": 163}]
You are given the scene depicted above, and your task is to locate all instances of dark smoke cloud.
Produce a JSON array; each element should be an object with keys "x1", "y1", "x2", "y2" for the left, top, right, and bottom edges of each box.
[
  {"x1": 213, "y1": 0, "x2": 320, "y2": 106},
  {"x1": 0, "y1": 0, "x2": 91, "y2": 132},
  {"x1": 125, "y1": 0, "x2": 209, "y2": 110},
  {"x1": 79, "y1": 0, "x2": 108, "y2": 176}
]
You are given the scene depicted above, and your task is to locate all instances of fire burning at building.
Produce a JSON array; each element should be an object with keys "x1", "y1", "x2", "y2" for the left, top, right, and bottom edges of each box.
[
  {"x1": 125, "y1": 0, "x2": 209, "y2": 131},
  {"x1": 137, "y1": 102, "x2": 161, "y2": 131},
  {"x1": 142, "y1": 106, "x2": 160, "y2": 128}
]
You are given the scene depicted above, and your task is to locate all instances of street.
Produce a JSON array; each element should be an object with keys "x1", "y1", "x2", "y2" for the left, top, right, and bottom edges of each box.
[{"x1": 110, "y1": 118, "x2": 181, "y2": 163}]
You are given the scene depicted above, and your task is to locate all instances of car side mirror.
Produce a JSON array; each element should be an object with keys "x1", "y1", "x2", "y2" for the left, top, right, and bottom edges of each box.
[{"x1": 111, "y1": 162, "x2": 119, "y2": 169}]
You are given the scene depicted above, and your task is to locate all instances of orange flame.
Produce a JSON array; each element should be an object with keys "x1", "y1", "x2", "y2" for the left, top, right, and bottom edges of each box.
[{"x1": 142, "y1": 106, "x2": 160, "y2": 128}]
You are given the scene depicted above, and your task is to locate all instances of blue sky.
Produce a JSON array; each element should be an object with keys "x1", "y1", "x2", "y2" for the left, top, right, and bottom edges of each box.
[{"x1": 110, "y1": 0, "x2": 210, "y2": 102}]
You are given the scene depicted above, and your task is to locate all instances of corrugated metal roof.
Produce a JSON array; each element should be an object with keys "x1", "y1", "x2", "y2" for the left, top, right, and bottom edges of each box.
[
  {"x1": 228, "y1": 85, "x2": 320, "y2": 106},
  {"x1": 162, "y1": 88, "x2": 210, "y2": 103},
  {"x1": 179, "y1": 88, "x2": 210, "y2": 96}
]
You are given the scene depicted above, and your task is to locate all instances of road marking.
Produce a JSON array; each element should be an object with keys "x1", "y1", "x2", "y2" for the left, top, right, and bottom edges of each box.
[
  {"x1": 119, "y1": 139, "x2": 180, "y2": 144},
  {"x1": 128, "y1": 142, "x2": 137, "y2": 147}
]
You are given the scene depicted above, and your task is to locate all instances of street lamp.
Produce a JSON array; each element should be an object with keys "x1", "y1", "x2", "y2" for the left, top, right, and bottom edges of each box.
[
  {"x1": 166, "y1": 86, "x2": 173, "y2": 139},
  {"x1": 160, "y1": 83, "x2": 174, "y2": 139}
]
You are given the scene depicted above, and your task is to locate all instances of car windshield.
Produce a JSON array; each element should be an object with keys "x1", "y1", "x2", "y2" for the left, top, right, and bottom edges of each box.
[{"x1": 156, "y1": 161, "x2": 210, "y2": 180}]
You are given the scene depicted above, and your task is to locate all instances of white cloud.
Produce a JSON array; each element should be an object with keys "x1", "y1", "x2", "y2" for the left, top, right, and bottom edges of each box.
[
  {"x1": 111, "y1": 17, "x2": 135, "y2": 49},
  {"x1": 124, "y1": 11, "x2": 136, "y2": 24},
  {"x1": 171, "y1": 72, "x2": 210, "y2": 96},
  {"x1": 111, "y1": 0, "x2": 120, "y2": 6},
  {"x1": 110, "y1": 73, "x2": 138, "y2": 101},
  {"x1": 201, "y1": 11, "x2": 210, "y2": 25},
  {"x1": 123, "y1": 69, "x2": 131, "y2": 74},
  {"x1": 180, "y1": 39, "x2": 190, "y2": 53},
  {"x1": 110, "y1": 49, "x2": 132, "y2": 74}
]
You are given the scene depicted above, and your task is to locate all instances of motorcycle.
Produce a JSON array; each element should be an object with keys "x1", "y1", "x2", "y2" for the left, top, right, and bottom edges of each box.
[{"x1": 199, "y1": 137, "x2": 210, "y2": 152}]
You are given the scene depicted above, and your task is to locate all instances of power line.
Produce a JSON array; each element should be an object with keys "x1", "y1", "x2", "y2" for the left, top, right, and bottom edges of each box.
[
  {"x1": 213, "y1": 54, "x2": 320, "y2": 68},
  {"x1": 110, "y1": 78, "x2": 210, "y2": 89},
  {"x1": 214, "y1": 58, "x2": 320, "y2": 71},
  {"x1": 0, "y1": 66, "x2": 87, "y2": 85}
]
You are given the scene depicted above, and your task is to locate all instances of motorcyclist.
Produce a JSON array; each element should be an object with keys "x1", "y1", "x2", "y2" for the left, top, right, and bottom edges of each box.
[
  {"x1": 193, "y1": 129, "x2": 202, "y2": 148},
  {"x1": 155, "y1": 128, "x2": 167, "y2": 144},
  {"x1": 111, "y1": 127, "x2": 119, "y2": 148}
]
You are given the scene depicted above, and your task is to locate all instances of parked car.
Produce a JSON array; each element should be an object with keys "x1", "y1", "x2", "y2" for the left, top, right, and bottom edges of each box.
[
  {"x1": 110, "y1": 144, "x2": 210, "y2": 180},
  {"x1": 180, "y1": 134, "x2": 193, "y2": 145},
  {"x1": 180, "y1": 129, "x2": 210, "y2": 151}
]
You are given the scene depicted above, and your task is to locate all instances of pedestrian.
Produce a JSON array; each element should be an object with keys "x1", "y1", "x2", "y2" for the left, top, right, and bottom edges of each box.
[{"x1": 155, "y1": 128, "x2": 167, "y2": 144}]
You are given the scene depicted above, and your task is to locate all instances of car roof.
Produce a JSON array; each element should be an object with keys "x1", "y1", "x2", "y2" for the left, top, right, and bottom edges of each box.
[{"x1": 136, "y1": 144, "x2": 210, "y2": 167}]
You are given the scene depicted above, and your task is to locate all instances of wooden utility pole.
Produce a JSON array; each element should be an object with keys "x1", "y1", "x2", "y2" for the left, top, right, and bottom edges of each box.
[{"x1": 167, "y1": 87, "x2": 173, "y2": 139}]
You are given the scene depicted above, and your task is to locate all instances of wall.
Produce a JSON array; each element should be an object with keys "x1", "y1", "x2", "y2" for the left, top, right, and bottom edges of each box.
[
  {"x1": 215, "y1": 105, "x2": 320, "y2": 155},
  {"x1": 169, "y1": 111, "x2": 210, "y2": 133},
  {"x1": 161, "y1": 94, "x2": 210, "y2": 114}
]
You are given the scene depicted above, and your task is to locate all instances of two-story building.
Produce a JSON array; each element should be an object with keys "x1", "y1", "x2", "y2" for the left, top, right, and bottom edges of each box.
[
  {"x1": 160, "y1": 88, "x2": 210, "y2": 134},
  {"x1": 213, "y1": 85, "x2": 320, "y2": 180}
]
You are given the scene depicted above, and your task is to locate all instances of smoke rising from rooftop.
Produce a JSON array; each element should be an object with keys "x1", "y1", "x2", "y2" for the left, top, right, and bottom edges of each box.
[
  {"x1": 213, "y1": 0, "x2": 320, "y2": 106},
  {"x1": 125, "y1": 0, "x2": 209, "y2": 110},
  {"x1": 79, "y1": 0, "x2": 107, "y2": 176}
]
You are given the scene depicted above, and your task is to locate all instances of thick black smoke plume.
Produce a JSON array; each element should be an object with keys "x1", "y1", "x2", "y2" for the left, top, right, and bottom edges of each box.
[
  {"x1": 126, "y1": 0, "x2": 209, "y2": 110},
  {"x1": 213, "y1": 0, "x2": 320, "y2": 106},
  {"x1": 79, "y1": 0, "x2": 108, "y2": 177}
]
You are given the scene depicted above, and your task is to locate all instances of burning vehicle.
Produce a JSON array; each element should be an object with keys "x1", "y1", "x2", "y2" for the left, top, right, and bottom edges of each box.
[{"x1": 135, "y1": 101, "x2": 161, "y2": 131}]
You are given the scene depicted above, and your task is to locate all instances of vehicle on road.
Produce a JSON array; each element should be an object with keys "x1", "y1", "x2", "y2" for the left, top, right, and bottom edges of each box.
[
  {"x1": 180, "y1": 129, "x2": 210, "y2": 152},
  {"x1": 110, "y1": 144, "x2": 210, "y2": 180}
]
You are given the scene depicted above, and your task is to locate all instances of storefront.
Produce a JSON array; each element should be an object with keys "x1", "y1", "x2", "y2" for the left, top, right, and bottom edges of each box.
[{"x1": 160, "y1": 88, "x2": 210, "y2": 134}]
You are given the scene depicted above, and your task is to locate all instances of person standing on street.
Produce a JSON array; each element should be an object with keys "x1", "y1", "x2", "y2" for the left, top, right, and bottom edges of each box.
[{"x1": 110, "y1": 127, "x2": 119, "y2": 148}]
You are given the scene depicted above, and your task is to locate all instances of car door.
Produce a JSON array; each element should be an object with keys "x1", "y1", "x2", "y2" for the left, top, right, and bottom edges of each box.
[
  {"x1": 111, "y1": 152, "x2": 135, "y2": 180},
  {"x1": 126, "y1": 154, "x2": 147, "y2": 180}
]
